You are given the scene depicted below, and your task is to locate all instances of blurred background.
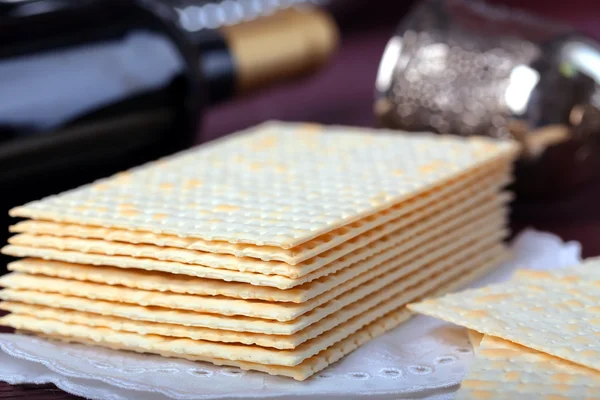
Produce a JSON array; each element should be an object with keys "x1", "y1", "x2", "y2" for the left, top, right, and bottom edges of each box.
[
  {"x1": 194, "y1": 0, "x2": 600, "y2": 256},
  {"x1": 1, "y1": 0, "x2": 600, "y2": 253}
]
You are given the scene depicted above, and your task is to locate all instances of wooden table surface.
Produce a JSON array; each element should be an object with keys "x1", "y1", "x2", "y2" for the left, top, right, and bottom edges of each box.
[{"x1": 2, "y1": 0, "x2": 600, "y2": 398}]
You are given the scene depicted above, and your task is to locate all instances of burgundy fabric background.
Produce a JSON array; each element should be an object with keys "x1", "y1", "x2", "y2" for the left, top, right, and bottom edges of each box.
[{"x1": 1, "y1": 0, "x2": 600, "y2": 398}]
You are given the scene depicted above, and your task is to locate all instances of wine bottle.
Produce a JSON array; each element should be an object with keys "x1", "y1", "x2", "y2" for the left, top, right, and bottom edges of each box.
[{"x1": 0, "y1": 0, "x2": 338, "y2": 268}]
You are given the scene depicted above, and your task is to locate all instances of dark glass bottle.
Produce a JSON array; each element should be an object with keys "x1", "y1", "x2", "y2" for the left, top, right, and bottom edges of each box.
[
  {"x1": 0, "y1": 0, "x2": 202, "y2": 198},
  {"x1": 0, "y1": 0, "x2": 338, "y2": 269}
]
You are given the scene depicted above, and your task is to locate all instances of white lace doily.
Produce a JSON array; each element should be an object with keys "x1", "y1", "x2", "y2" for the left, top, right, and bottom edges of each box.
[{"x1": 0, "y1": 230, "x2": 582, "y2": 400}]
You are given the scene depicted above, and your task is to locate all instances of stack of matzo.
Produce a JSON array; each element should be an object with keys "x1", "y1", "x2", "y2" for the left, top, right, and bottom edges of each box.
[{"x1": 0, "y1": 121, "x2": 518, "y2": 380}]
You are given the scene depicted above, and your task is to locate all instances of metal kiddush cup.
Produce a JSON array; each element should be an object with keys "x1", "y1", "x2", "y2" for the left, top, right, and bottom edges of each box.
[{"x1": 375, "y1": 0, "x2": 600, "y2": 199}]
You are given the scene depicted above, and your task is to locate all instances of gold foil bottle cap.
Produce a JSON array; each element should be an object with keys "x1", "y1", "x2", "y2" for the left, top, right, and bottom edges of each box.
[{"x1": 220, "y1": 7, "x2": 339, "y2": 94}]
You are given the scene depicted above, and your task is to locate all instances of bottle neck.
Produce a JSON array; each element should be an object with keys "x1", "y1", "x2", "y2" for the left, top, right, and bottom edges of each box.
[
  {"x1": 185, "y1": 7, "x2": 339, "y2": 106},
  {"x1": 186, "y1": 29, "x2": 236, "y2": 105}
]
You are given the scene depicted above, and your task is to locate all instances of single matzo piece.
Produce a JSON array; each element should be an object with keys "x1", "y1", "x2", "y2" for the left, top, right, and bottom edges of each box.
[
  {"x1": 513, "y1": 257, "x2": 600, "y2": 287},
  {"x1": 408, "y1": 278, "x2": 600, "y2": 373},
  {"x1": 10, "y1": 121, "x2": 519, "y2": 248},
  {"x1": 455, "y1": 335, "x2": 600, "y2": 400}
]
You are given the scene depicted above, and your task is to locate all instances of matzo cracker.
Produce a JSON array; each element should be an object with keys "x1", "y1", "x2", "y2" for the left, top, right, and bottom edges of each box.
[
  {"x1": 10, "y1": 122, "x2": 518, "y2": 248},
  {"x1": 408, "y1": 278, "x2": 600, "y2": 373},
  {"x1": 455, "y1": 335, "x2": 600, "y2": 399},
  {"x1": 9, "y1": 164, "x2": 508, "y2": 264}
]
